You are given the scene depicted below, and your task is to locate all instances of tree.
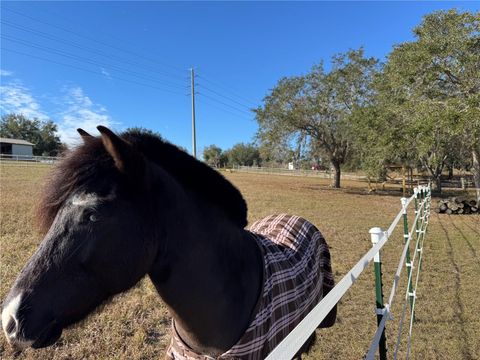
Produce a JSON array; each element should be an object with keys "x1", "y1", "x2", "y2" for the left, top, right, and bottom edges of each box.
[
  {"x1": 125, "y1": 127, "x2": 163, "y2": 139},
  {"x1": 411, "y1": 9, "x2": 480, "y2": 199},
  {"x1": 224, "y1": 143, "x2": 261, "y2": 167},
  {"x1": 257, "y1": 139, "x2": 293, "y2": 167},
  {"x1": 255, "y1": 49, "x2": 379, "y2": 187},
  {"x1": 359, "y1": 10, "x2": 479, "y2": 194},
  {"x1": 0, "y1": 113, "x2": 63, "y2": 156},
  {"x1": 203, "y1": 145, "x2": 223, "y2": 168}
]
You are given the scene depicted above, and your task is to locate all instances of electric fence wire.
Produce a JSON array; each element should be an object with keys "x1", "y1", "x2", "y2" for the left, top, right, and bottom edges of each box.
[
  {"x1": 393, "y1": 206, "x2": 428, "y2": 360},
  {"x1": 406, "y1": 196, "x2": 430, "y2": 360}
]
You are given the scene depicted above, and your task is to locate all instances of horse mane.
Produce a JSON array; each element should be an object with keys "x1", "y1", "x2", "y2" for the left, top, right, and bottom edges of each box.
[{"x1": 37, "y1": 129, "x2": 248, "y2": 234}]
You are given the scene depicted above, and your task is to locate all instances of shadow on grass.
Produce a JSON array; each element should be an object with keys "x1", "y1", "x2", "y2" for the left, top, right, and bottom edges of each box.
[
  {"x1": 462, "y1": 217, "x2": 480, "y2": 238},
  {"x1": 447, "y1": 217, "x2": 479, "y2": 266},
  {"x1": 300, "y1": 182, "x2": 407, "y2": 199},
  {"x1": 437, "y1": 215, "x2": 475, "y2": 360}
]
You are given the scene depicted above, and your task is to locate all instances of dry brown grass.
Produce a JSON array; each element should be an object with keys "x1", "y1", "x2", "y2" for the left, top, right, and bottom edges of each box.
[{"x1": 1, "y1": 164, "x2": 478, "y2": 359}]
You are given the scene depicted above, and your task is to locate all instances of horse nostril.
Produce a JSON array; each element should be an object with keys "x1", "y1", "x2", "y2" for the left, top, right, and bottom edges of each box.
[{"x1": 5, "y1": 316, "x2": 17, "y2": 336}]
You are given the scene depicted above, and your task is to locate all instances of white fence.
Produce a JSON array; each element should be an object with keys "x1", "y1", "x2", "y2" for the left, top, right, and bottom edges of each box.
[
  {"x1": 232, "y1": 165, "x2": 366, "y2": 180},
  {"x1": 0, "y1": 154, "x2": 60, "y2": 164},
  {"x1": 265, "y1": 185, "x2": 432, "y2": 360}
]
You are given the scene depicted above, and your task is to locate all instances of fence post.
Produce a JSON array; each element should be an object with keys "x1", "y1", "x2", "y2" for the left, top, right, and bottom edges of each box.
[
  {"x1": 401, "y1": 197, "x2": 415, "y2": 314},
  {"x1": 414, "y1": 188, "x2": 420, "y2": 246},
  {"x1": 369, "y1": 227, "x2": 387, "y2": 360},
  {"x1": 419, "y1": 186, "x2": 426, "y2": 272},
  {"x1": 418, "y1": 185, "x2": 430, "y2": 272},
  {"x1": 420, "y1": 186, "x2": 425, "y2": 220}
]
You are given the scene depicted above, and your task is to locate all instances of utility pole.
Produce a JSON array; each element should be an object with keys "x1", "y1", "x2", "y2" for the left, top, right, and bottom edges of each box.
[{"x1": 190, "y1": 68, "x2": 197, "y2": 158}]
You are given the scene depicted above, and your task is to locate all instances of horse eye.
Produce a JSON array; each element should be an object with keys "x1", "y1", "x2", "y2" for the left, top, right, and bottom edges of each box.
[{"x1": 89, "y1": 214, "x2": 99, "y2": 222}]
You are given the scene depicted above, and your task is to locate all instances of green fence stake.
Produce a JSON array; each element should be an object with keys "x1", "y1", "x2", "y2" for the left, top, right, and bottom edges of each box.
[
  {"x1": 414, "y1": 188, "x2": 420, "y2": 249},
  {"x1": 369, "y1": 227, "x2": 387, "y2": 360},
  {"x1": 401, "y1": 197, "x2": 415, "y2": 314},
  {"x1": 420, "y1": 186, "x2": 426, "y2": 221}
]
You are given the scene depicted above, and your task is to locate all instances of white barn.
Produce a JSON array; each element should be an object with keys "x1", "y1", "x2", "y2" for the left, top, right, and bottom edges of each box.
[{"x1": 0, "y1": 138, "x2": 34, "y2": 157}]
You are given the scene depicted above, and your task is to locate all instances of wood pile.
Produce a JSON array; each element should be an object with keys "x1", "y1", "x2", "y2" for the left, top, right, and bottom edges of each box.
[{"x1": 436, "y1": 197, "x2": 479, "y2": 215}]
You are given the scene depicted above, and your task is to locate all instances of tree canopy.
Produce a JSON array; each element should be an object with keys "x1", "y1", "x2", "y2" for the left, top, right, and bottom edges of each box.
[
  {"x1": 255, "y1": 48, "x2": 379, "y2": 187},
  {"x1": 0, "y1": 113, "x2": 64, "y2": 156},
  {"x1": 224, "y1": 143, "x2": 261, "y2": 167},
  {"x1": 254, "y1": 10, "x2": 478, "y2": 194},
  {"x1": 203, "y1": 144, "x2": 224, "y2": 168},
  {"x1": 353, "y1": 9, "x2": 479, "y2": 194}
]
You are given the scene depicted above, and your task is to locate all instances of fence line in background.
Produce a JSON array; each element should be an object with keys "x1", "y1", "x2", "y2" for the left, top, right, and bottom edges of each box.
[
  {"x1": 265, "y1": 185, "x2": 431, "y2": 360},
  {"x1": 232, "y1": 165, "x2": 475, "y2": 189},
  {"x1": 0, "y1": 154, "x2": 60, "y2": 164},
  {"x1": 232, "y1": 165, "x2": 365, "y2": 180},
  {"x1": 1, "y1": 157, "x2": 476, "y2": 190}
]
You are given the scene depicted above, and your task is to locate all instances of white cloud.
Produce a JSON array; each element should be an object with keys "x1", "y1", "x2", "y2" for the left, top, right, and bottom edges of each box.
[
  {"x1": 0, "y1": 74, "x2": 120, "y2": 146},
  {"x1": 0, "y1": 69, "x2": 13, "y2": 77},
  {"x1": 57, "y1": 86, "x2": 118, "y2": 146},
  {"x1": 0, "y1": 80, "x2": 48, "y2": 119}
]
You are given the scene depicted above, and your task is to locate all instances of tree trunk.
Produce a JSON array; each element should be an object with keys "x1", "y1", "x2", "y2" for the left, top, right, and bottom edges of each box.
[
  {"x1": 422, "y1": 157, "x2": 445, "y2": 195},
  {"x1": 472, "y1": 147, "x2": 480, "y2": 204},
  {"x1": 434, "y1": 174, "x2": 442, "y2": 194},
  {"x1": 331, "y1": 161, "x2": 341, "y2": 188},
  {"x1": 448, "y1": 165, "x2": 454, "y2": 179}
]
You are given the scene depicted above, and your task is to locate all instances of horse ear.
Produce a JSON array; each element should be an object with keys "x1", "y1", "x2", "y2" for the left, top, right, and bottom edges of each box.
[
  {"x1": 97, "y1": 125, "x2": 144, "y2": 175},
  {"x1": 77, "y1": 128, "x2": 94, "y2": 142}
]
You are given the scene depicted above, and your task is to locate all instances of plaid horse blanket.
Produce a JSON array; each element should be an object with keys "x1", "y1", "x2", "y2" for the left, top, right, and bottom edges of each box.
[{"x1": 167, "y1": 214, "x2": 334, "y2": 360}]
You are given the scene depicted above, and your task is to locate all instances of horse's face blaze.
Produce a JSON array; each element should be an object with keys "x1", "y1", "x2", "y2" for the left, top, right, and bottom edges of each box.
[{"x1": 2, "y1": 187, "x2": 158, "y2": 348}]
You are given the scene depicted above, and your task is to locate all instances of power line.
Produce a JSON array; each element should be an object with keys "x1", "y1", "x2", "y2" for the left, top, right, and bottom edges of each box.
[
  {"x1": 1, "y1": 47, "x2": 186, "y2": 96},
  {"x1": 2, "y1": 8, "x2": 261, "y2": 124},
  {"x1": 197, "y1": 96, "x2": 254, "y2": 121},
  {"x1": 1, "y1": 20, "x2": 187, "y2": 83},
  {"x1": 2, "y1": 7, "x2": 187, "y2": 75},
  {"x1": 1, "y1": 34, "x2": 187, "y2": 91},
  {"x1": 197, "y1": 93, "x2": 253, "y2": 116},
  {"x1": 190, "y1": 68, "x2": 197, "y2": 158},
  {"x1": 196, "y1": 83, "x2": 254, "y2": 110},
  {"x1": 198, "y1": 74, "x2": 259, "y2": 107},
  {"x1": 2, "y1": 36, "x2": 254, "y2": 117}
]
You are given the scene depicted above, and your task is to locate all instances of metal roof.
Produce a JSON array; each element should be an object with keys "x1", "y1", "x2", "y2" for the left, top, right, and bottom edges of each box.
[{"x1": 0, "y1": 138, "x2": 35, "y2": 146}]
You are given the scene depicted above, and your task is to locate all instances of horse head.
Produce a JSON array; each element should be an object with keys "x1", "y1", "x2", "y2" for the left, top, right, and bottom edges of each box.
[{"x1": 2, "y1": 127, "x2": 163, "y2": 349}]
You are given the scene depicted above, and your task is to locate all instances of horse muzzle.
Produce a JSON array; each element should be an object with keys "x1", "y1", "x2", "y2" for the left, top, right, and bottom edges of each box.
[{"x1": 2, "y1": 292, "x2": 62, "y2": 350}]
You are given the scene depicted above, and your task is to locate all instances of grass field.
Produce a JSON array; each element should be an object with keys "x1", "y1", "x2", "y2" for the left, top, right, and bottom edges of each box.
[{"x1": 1, "y1": 163, "x2": 479, "y2": 359}]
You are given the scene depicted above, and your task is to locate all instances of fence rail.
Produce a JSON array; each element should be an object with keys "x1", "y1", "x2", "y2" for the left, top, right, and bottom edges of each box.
[
  {"x1": 232, "y1": 165, "x2": 365, "y2": 180},
  {"x1": 0, "y1": 154, "x2": 60, "y2": 164},
  {"x1": 232, "y1": 165, "x2": 475, "y2": 190},
  {"x1": 265, "y1": 185, "x2": 432, "y2": 360}
]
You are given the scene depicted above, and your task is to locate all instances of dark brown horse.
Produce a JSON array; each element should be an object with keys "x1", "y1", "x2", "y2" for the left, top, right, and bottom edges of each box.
[{"x1": 1, "y1": 126, "x2": 335, "y2": 359}]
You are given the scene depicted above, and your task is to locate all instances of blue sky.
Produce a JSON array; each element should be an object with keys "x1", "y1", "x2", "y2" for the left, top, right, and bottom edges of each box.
[{"x1": 1, "y1": 1, "x2": 478, "y2": 154}]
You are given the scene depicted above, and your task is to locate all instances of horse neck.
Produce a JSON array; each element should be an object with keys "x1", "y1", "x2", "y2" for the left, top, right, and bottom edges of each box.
[{"x1": 148, "y1": 182, "x2": 263, "y2": 355}]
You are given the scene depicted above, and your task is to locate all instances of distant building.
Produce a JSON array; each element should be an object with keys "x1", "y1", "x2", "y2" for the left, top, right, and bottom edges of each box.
[{"x1": 0, "y1": 138, "x2": 34, "y2": 157}]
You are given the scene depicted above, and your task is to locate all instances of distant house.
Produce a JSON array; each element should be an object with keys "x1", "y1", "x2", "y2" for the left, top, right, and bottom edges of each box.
[{"x1": 0, "y1": 138, "x2": 34, "y2": 157}]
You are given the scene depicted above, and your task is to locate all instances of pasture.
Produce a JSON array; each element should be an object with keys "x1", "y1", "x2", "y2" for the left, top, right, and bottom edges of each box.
[{"x1": 0, "y1": 163, "x2": 478, "y2": 359}]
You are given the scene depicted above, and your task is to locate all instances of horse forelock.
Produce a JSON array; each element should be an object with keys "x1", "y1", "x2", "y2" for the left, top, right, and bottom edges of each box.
[{"x1": 36, "y1": 138, "x2": 116, "y2": 234}]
